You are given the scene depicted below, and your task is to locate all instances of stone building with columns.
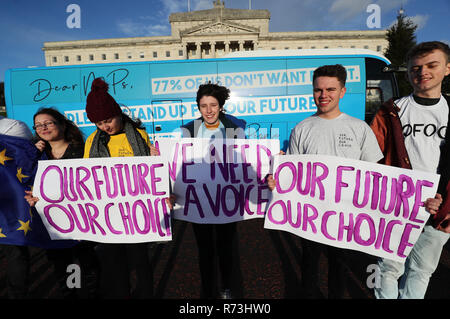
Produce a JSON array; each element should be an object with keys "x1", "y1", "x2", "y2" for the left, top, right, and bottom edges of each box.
[{"x1": 42, "y1": 0, "x2": 388, "y2": 66}]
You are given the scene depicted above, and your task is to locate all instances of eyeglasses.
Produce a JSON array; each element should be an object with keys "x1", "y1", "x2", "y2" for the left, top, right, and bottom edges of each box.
[{"x1": 33, "y1": 121, "x2": 56, "y2": 130}]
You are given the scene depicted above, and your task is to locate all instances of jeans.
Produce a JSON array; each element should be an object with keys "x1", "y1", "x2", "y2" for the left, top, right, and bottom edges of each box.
[{"x1": 374, "y1": 225, "x2": 449, "y2": 299}]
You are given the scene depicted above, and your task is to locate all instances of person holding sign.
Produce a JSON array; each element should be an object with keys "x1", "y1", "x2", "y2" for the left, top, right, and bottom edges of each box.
[
  {"x1": 180, "y1": 82, "x2": 245, "y2": 299},
  {"x1": 370, "y1": 41, "x2": 450, "y2": 299},
  {"x1": 84, "y1": 78, "x2": 159, "y2": 298},
  {"x1": 24, "y1": 107, "x2": 100, "y2": 298},
  {"x1": 269, "y1": 64, "x2": 384, "y2": 298}
]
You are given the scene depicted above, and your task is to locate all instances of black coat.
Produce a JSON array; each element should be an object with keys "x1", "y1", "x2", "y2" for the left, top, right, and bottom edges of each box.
[{"x1": 181, "y1": 113, "x2": 246, "y2": 138}]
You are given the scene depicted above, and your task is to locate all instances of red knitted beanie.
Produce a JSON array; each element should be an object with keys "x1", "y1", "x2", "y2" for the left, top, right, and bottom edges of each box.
[{"x1": 85, "y1": 78, "x2": 122, "y2": 123}]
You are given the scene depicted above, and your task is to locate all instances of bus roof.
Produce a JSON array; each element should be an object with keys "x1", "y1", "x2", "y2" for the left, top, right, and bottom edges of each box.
[{"x1": 223, "y1": 48, "x2": 391, "y2": 64}]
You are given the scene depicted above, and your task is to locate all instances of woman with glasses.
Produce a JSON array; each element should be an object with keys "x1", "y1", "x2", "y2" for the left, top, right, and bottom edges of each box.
[
  {"x1": 25, "y1": 107, "x2": 100, "y2": 298},
  {"x1": 31, "y1": 107, "x2": 84, "y2": 159}
]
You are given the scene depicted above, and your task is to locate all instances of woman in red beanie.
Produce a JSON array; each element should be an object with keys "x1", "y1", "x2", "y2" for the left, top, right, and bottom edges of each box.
[
  {"x1": 84, "y1": 77, "x2": 159, "y2": 298},
  {"x1": 84, "y1": 77, "x2": 159, "y2": 158}
]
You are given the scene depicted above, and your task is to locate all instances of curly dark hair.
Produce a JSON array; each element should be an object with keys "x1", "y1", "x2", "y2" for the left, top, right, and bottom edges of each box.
[
  {"x1": 196, "y1": 82, "x2": 230, "y2": 109},
  {"x1": 33, "y1": 107, "x2": 84, "y2": 146}
]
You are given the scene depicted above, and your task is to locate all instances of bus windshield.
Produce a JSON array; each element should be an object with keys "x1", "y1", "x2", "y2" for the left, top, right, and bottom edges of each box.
[{"x1": 365, "y1": 57, "x2": 398, "y2": 123}]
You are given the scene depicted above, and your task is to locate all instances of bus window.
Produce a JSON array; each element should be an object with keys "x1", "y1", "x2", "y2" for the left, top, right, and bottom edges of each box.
[
  {"x1": 365, "y1": 57, "x2": 398, "y2": 123},
  {"x1": 150, "y1": 99, "x2": 184, "y2": 141}
]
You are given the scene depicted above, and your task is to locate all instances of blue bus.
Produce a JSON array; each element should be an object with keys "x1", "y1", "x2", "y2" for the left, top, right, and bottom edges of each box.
[{"x1": 5, "y1": 49, "x2": 397, "y2": 150}]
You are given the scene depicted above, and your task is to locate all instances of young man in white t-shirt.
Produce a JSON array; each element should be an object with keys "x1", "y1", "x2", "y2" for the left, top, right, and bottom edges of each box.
[
  {"x1": 370, "y1": 41, "x2": 450, "y2": 299},
  {"x1": 269, "y1": 64, "x2": 383, "y2": 298}
]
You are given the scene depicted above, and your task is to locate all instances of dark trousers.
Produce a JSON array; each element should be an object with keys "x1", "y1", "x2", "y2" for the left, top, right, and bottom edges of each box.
[
  {"x1": 2, "y1": 245, "x2": 30, "y2": 298},
  {"x1": 97, "y1": 243, "x2": 153, "y2": 299},
  {"x1": 46, "y1": 243, "x2": 100, "y2": 299},
  {"x1": 192, "y1": 222, "x2": 238, "y2": 298},
  {"x1": 301, "y1": 239, "x2": 347, "y2": 299},
  {"x1": 72, "y1": 242, "x2": 100, "y2": 298},
  {"x1": 46, "y1": 247, "x2": 75, "y2": 298}
]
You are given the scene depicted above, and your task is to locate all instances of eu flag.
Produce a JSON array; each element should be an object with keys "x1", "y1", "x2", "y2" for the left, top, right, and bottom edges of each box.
[{"x1": 0, "y1": 134, "x2": 75, "y2": 248}]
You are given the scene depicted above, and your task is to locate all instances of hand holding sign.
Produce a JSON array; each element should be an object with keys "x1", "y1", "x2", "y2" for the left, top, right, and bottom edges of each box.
[
  {"x1": 424, "y1": 193, "x2": 443, "y2": 215},
  {"x1": 264, "y1": 154, "x2": 440, "y2": 262},
  {"x1": 157, "y1": 138, "x2": 280, "y2": 224},
  {"x1": 33, "y1": 156, "x2": 172, "y2": 243}
]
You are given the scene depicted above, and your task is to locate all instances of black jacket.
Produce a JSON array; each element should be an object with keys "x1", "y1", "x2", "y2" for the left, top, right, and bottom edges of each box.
[{"x1": 181, "y1": 113, "x2": 246, "y2": 138}]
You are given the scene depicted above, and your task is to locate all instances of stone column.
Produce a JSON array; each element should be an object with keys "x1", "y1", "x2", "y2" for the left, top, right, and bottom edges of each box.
[
  {"x1": 238, "y1": 40, "x2": 244, "y2": 51},
  {"x1": 210, "y1": 41, "x2": 216, "y2": 58},
  {"x1": 196, "y1": 42, "x2": 201, "y2": 58},
  {"x1": 182, "y1": 43, "x2": 187, "y2": 59},
  {"x1": 225, "y1": 41, "x2": 230, "y2": 54}
]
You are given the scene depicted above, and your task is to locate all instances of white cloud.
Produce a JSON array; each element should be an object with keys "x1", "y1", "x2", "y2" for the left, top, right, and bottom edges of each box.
[
  {"x1": 1, "y1": 20, "x2": 79, "y2": 45},
  {"x1": 193, "y1": 0, "x2": 213, "y2": 11},
  {"x1": 116, "y1": 0, "x2": 219, "y2": 36},
  {"x1": 117, "y1": 20, "x2": 169, "y2": 37},
  {"x1": 328, "y1": 0, "x2": 409, "y2": 24},
  {"x1": 410, "y1": 14, "x2": 429, "y2": 31},
  {"x1": 329, "y1": 0, "x2": 371, "y2": 21},
  {"x1": 162, "y1": 0, "x2": 186, "y2": 14},
  {"x1": 387, "y1": 14, "x2": 429, "y2": 30},
  {"x1": 116, "y1": 0, "x2": 181, "y2": 37},
  {"x1": 375, "y1": 0, "x2": 410, "y2": 12}
]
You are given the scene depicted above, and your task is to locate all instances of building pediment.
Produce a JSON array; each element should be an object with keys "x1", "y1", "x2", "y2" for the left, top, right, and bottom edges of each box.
[
  {"x1": 181, "y1": 21, "x2": 259, "y2": 36},
  {"x1": 170, "y1": 8, "x2": 270, "y2": 22}
]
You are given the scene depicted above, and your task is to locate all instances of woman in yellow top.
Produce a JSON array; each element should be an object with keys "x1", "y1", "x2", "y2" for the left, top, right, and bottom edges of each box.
[
  {"x1": 84, "y1": 79, "x2": 158, "y2": 158},
  {"x1": 84, "y1": 78, "x2": 158, "y2": 298}
]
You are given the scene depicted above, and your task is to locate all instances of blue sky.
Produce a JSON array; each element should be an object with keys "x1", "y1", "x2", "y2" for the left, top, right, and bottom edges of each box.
[{"x1": 1, "y1": 0, "x2": 449, "y2": 82}]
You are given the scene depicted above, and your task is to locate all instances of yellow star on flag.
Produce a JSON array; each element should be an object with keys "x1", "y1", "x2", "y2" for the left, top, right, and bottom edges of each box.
[
  {"x1": 16, "y1": 167, "x2": 29, "y2": 183},
  {"x1": 17, "y1": 220, "x2": 31, "y2": 236},
  {"x1": 0, "y1": 148, "x2": 13, "y2": 165},
  {"x1": 0, "y1": 228, "x2": 6, "y2": 238}
]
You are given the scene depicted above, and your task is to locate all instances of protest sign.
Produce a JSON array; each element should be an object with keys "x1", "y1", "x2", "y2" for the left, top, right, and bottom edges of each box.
[
  {"x1": 33, "y1": 156, "x2": 171, "y2": 243},
  {"x1": 156, "y1": 138, "x2": 280, "y2": 224},
  {"x1": 264, "y1": 154, "x2": 440, "y2": 262}
]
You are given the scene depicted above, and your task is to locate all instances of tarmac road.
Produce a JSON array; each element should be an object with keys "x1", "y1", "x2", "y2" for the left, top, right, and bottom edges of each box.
[{"x1": 1, "y1": 218, "x2": 449, "y2": 299}]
